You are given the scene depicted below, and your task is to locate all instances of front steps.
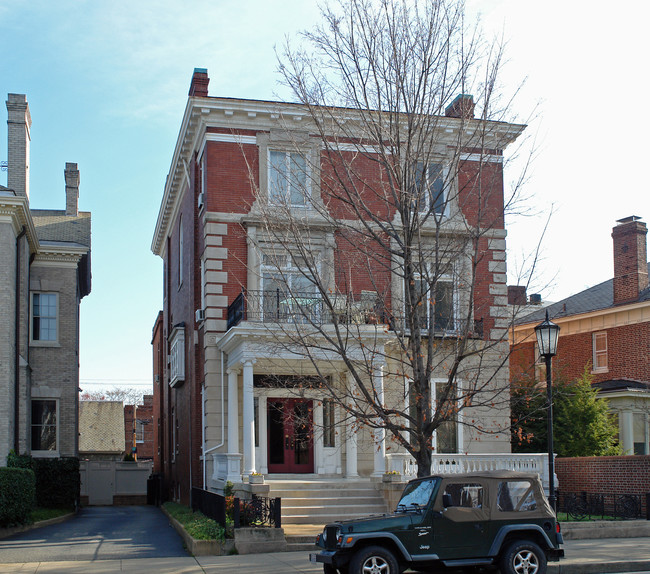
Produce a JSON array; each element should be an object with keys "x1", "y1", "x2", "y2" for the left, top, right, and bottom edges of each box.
[{"x1": 266, "y1": 477, "x2": 389, "y2": 530}]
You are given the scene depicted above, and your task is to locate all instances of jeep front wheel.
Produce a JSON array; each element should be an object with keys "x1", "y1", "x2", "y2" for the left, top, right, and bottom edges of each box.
[
  {"x1": 349, "y1": 545, "x2": 399, "y2": 574},
  {"x1": 499, "y1": 540, "x2": 547, "y2": 574}
]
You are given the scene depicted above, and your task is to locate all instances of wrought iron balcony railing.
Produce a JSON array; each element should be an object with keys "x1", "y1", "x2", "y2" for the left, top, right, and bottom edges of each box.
[{"x1": 226, "y1": 289, "x2": 483, "y2": 337}]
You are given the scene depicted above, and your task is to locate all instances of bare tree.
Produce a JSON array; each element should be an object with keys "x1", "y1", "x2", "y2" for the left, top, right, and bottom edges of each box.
[
  {"x1": 80, "y1": 387, "x2": 148, "y2": 406},
  {"x1": 241, "y1": 0, "x2": 528, "y2": 477}
]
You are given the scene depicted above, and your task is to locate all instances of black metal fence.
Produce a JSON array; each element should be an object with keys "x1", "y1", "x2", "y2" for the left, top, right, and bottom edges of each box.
[
  {"x1": 191, "y1": 488, "x2": 282, "y2": 529},
  {"x1": 234, "y1": 495, "x2": 282, "y2": 528},
  {"x1": 558, "y1": 491, "x2": 650, "y2": 521},
  {"x1": 192, "y1": 487, "x2": 227, "y2": 527}
]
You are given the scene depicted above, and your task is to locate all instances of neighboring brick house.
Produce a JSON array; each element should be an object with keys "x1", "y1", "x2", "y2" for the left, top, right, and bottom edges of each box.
[
  {"x1": 151, "y1": 69, "x2": 525, "y2": 503},
  {"x1": 79, "y1": 401, "x2": 125, "y2": 460},
  {"x1": 0, "y1": 93, "x2": 91, "y2": 464},
  {"x1": 124, "y1": 395, "x2": 155, "y2": 461},
  {"x1": 511, "y1": 216, "x2": 650, "y2": 456}
]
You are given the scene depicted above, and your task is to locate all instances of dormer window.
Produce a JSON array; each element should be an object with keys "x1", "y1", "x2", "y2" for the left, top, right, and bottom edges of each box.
[{"x1": 269, "y1": 150, "x2": 308, "y2": 206}]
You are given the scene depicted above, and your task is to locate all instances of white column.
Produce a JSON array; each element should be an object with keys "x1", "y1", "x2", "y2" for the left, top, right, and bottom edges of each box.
[
  {"x1": 372, "y1": 365, "x2": 386, "y2": 476},
  {"x1": 227, "y1": 368, "x2": 240, "y2": 453},
  {"x1": 345, "y1": 373, "x2": 359, "y2": 477},
  {"x1": 619, "y1": 410, "x2": 634, "y2": 455},
  {"x1": 242, "y1": 360, "x2": 256, "y2": 475}
]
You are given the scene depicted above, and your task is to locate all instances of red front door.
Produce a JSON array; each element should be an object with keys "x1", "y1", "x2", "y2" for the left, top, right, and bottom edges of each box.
[{"x1": 267, "y1": 398, "x2": 314, "y2": 473}]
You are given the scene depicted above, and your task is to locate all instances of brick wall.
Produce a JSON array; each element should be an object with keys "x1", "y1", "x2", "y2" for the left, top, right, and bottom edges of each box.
[{"x1": 556, "y1": 455, "x2": 650, "y2": 495}]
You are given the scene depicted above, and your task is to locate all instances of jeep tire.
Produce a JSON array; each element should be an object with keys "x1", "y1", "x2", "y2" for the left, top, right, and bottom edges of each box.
[
  {"x1": 499, "y1": 540, "x2": 547, "y2": 574},
  {"x1": 349, "y1": 545, "x2": 399, "y2": 574}
]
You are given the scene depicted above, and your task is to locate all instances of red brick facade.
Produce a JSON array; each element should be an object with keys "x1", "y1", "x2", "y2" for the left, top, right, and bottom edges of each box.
[{"x1": 124, "y1": 395, "x2": 155, "y2": 461}]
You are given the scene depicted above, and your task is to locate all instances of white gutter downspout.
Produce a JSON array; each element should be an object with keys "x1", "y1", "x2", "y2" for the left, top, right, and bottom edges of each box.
[{"x1": 202, "y1": 349, "x2": 226, "y2": 489}]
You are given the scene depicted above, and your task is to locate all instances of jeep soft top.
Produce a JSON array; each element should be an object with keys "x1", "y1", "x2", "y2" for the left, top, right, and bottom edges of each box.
[{"x1": 311, "y1": 470, "x2": 564, "y2": 574}]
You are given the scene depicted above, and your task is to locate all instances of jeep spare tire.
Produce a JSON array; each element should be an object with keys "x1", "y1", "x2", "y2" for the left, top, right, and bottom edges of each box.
[
  {"x1": 499, "y1": 540, "x2": 547, "y2": 574},
  {"x1": 350, "y1": 545, "x2": 400, "y2": 574}
]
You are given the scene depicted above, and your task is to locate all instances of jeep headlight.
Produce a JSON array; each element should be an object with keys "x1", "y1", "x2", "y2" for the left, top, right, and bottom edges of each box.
[{"x1": 323, "y1": 525, "x2": 342, "y2": 550}]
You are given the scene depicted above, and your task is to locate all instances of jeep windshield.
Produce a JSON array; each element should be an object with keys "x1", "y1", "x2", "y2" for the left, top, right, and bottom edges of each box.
[{"x1": 396, "y1": 477, "x2": 439, "y2": 512}]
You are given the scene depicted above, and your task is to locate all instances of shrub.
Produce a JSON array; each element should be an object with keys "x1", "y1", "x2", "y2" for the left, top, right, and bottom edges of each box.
[
  {"x1": 32, "y1": 457, "x2": 80, "y2": 509},
  {"x1": 163, "y1": 502, "x2": 226, "y2": 541},
  {"x1": 0, "y1": 467, "x2": 36, "y2": 527}
]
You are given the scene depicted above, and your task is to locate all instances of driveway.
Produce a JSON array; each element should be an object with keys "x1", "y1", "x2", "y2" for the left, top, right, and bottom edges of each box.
[{"x1": 0, "y1": 506, "x2": 188, "y2": 563}]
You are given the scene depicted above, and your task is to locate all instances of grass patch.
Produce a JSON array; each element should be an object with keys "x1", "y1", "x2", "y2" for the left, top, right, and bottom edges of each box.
[
  {"x1": 557, "y1": 512, "x2": 616, "y2": 522},
  {"x1": 163, "y1": 502, "x2": 226, "y2": 541},
  {"x1": 31, "y1": 507, "x2": 71, "y2": 523}
]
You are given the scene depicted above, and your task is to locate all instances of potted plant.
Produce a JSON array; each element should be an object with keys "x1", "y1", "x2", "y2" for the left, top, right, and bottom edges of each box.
[
  {"x1": 382, "y1": 470, "x2": 402, "y2": 483},
  {"x1": 248, "y1": 472, "x2": 264, "y2": 484}
]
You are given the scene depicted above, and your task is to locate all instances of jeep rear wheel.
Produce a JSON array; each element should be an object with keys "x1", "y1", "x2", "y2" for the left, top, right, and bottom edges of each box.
[
  {"x1": 499, "y1": 540, "x2": 547, "y2": 574},
  {"x1": 350, "y1": 545, "x2": 399, "y2": 574}
]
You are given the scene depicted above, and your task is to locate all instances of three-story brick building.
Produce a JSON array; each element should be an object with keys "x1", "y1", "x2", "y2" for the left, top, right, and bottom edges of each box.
[{"x1": 152, "y1": 69, "x2": 525, "y2": 503}]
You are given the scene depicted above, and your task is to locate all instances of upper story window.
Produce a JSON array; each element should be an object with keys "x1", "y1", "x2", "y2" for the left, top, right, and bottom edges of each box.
[
  {"x1": 31, "y1": 399, "x2": 58, "y2": 454},
  {"x1": 413, "y1": 161, "x2": 445, "y2": 215},
  {"x1": 413, "y1": 275, "x2": 455, "y2": 332},
  {"x1": 31, "y1": 292, "x2": 58, "y2": 343},
  {"x1": 178, "y1": 217, "x2": 184, "y2": 287},
  {"x1": 169, "y1": 325, "x2": 185, "y2": 387},
  {"x1": 592, "y1": 332, "x2": 608, "y2": 372},
  {"x1": 269, "y1": 150, "x2": 308, "y2": 206}
]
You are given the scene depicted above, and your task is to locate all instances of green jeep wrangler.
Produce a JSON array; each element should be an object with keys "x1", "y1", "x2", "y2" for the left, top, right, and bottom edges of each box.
[{"x1": 310, "y1": 471, "x2": 564, "y2": 574}]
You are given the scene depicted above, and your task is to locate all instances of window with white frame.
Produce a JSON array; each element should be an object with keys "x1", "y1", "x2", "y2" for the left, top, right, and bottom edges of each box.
[
  {"x1": 413, "y1": 161, "x2": 445, "y2": 215},
  {"x1": 31, "y1": 399, "x2": 58, "y2": 453},
  {"x1": 434, "y1": 381, "x2": 458, "y2": 454},
  {"x1": 31, "y1": 292, "x2": 58, "y2": 342},
  {"x1": 135, "y1": 419, "x2": 145, "y2": 443},
  {"x1": 261, "y1": 252, "x2": 319, "y2": 322},
  {"x1": 169, "y1": 326, "x2": 185, "y2": 387},
  {"x1": 323, "y1": 399, "x2": 336, "y2": 448},
  {"x1": 413, "y1": 275, "x2": 455, "y2": 332},
  {"x1": 269, "y1": 150, "x2": 308, "y2": 206},
  {"x1": 592, "y1": 332, "x2": 608, "y2": 371}
]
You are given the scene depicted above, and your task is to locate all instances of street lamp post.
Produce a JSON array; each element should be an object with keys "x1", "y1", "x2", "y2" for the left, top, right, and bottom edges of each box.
[{"x1": 534, "y1": 310, "x2": 560, "y2": 512}]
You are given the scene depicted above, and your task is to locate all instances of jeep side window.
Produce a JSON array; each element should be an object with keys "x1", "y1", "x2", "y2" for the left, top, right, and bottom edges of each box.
[
  {"x1": 397, "y1": 478, "x2": 438, "y2": 510},
  {"x1": 497, "y1": 481, "x2": 537, "y2": 512},
  {"x1": 443, "y1": 483, "x2": 484, "y2": 508}
]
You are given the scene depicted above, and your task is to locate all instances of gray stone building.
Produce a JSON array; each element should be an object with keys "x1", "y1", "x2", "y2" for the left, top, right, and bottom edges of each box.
[{"x1": 0, "y1": 93, "x2": 91, "y2": 464}]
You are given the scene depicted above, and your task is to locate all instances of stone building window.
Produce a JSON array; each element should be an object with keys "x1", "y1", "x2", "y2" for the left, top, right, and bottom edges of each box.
[
  {"x1": 31, "y1": 399, "x2": 58, "y2": 453},
  {"x1": 31, "y1": 292, "x2": 58, "y2": 342}
]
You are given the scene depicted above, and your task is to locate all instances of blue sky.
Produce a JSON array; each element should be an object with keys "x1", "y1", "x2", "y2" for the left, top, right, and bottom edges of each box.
[{"x1": 2, "y1": 0, "x2": 649, "y2": 396}]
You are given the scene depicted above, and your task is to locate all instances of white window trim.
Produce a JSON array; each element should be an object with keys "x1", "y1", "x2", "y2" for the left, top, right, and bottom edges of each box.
[
  {"x1": 592, "y1": 331, "x2": 608, "y2": 373},
  {"x1": 268, "y1": 149, "x2": 311, "y2": 207},
  {"x1": 412, "y1": 161, "x2": 449, "y2": 218},
  {"x1": 30, "y1": 292, "x2": 59, "y2": 346},
  {"x1": 411, "y1": 271, "x2": 457, "y2": 334},
  {"x1": 432, "y1": 379, "x2": 462, "y2": 454},
  {"x1": 31, "y1": 398, "x2": 59, "y2": 457},
  {"x1": 169, "y1": 326, "x2": 185, "y2": 387}
]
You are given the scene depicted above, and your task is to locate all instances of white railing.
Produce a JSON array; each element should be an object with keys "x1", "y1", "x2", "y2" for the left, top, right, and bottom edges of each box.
[{"x1": 385, "y1": 452, "x2": 554, "y2": 494}]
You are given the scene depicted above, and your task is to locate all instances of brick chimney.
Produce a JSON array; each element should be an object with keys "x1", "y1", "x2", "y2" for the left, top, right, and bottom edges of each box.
[
  {"x1": 445, "y1": 94, "x2": 475, "y2": 119},
  {"x1": 6, "y1": 93, "x2": 32, "y2": 200},
  {"x1": 65, "y1": 162, "x2": 80, "y2": 216},
  {"x1": 612, "y1": 216, "x2": 648, "y2": 305},
  {"x1": 189, "y1": 68, "x2": 209, "y2": 97}
]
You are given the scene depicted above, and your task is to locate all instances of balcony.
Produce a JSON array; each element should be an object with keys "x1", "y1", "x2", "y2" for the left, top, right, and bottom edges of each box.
[{"x1": 226, "y1": 289, "x2": 483, "y2": 337}]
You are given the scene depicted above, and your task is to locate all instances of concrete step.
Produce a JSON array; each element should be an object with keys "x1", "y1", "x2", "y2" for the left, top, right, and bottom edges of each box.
[
  {"x1": 282, "y1": 504, "x2": 387, "y2": 516},
  {"x1": 281, "y1": 496, "x2": 385, "y2": 508},
  {"x1": 282, "y1": 512, "x2": 387, "y2": 525}
]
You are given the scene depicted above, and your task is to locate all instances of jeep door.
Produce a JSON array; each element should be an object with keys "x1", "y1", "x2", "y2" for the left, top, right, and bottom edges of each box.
[{"x1": 432, "y1": 479, "x2": 492, "y2": 560}]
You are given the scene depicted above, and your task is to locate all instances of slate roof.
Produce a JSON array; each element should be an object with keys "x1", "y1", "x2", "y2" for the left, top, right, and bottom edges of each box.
[
  {"x1": 593, "y1": 379, "x2": 650, "y2": 393},
  {"x1": 517, "y1": 262, "x2": 650, "y2": 325},
  {"x1": 30, "y1": 209, "x2": 91, "y2": 248},
  {"x1": 79, "y1": 401, "x2": 125, "y2": 454}
]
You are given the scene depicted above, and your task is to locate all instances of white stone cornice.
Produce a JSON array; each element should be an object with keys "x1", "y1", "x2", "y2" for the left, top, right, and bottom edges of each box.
[{"x1": 0, "y1": 195, "x2": 40, "y2": 251}]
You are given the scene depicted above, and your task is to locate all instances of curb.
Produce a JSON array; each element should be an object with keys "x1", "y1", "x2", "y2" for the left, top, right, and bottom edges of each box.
[
  {"x1": 160, "y1": 505, "x2": 235, "y2": 556},
  {"x1": 549, "y1": 560, "x2": 650, "y2": 573},
  {"x1": 0, "y1": 511, "x2": 76, "y2": 540},
  {"x1": 561, "y1": 519, "x2": 650, "y2": 540}
]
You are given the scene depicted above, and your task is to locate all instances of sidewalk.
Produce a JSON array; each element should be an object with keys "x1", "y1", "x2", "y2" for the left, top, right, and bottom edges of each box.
[{"x1": 0, "y1": 537, "x2": 649, "y2": 574}]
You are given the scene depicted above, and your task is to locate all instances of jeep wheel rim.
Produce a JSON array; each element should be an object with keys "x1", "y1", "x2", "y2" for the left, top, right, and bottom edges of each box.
[
  {"x1": 362, "y1": 556, "x2": 390, "y2": 574},
  {"x1": 512, "y1": 549, "x2": 539, "y2": 574}
]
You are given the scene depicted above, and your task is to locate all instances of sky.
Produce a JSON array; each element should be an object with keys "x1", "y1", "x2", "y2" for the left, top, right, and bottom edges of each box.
[{"x1": 1, "y1": 0, "x2": 649, "y2": 397}]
